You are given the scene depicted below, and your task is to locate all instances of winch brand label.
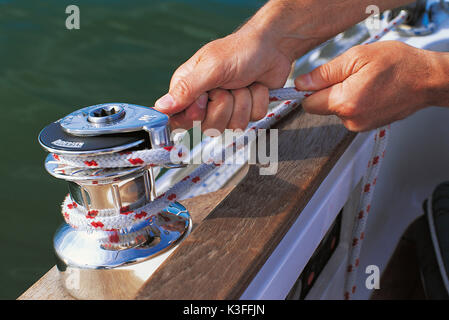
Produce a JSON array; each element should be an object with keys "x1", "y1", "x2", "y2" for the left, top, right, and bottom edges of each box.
[
  {"x1": 138, "y1": 114, "x2": 157, "y2": 122},
  {"x1": 52, "y1": 139, "x2": 84, "y2": 148}
]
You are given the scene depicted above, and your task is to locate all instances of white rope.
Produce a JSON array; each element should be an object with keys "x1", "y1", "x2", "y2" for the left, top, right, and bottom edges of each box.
[
  {"x1": 343, "y1": 126, "x2": 389, "y2": 299},
  {"x1": 343, "y1": 10, "x2": 408, "y2": 299},
  {"x1": 62, "y1": 98, "x2": 303, "y2": 232}
]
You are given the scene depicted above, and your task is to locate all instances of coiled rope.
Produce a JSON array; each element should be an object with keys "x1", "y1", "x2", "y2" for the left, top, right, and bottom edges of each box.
[{"x1": 54, "y1": 11, "x2": 408, "y2": 299}]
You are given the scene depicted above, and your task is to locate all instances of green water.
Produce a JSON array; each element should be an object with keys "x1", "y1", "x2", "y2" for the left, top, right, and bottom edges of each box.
[{"x1": 0, "y1": 0, "x2": 263, "y2": 299}]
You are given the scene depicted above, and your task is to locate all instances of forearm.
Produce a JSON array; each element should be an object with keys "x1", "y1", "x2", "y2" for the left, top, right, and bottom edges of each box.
[
  {"x1": 240, "y1": 0, "x2": 413, "y2": 60},
  {"x1": 427, "y1": 51, "x2": 449, "y2": 107}
]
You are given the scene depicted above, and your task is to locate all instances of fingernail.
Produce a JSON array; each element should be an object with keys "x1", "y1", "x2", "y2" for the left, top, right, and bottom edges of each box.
[
  {"x1": 296, "y1": 73, "x2": 312, "y2": 89},
  {"x1": 197, "y1": 93, "x2": 208, "y2": 109},
  {"x1": 155, "y1": 93, "x2": 175, "y2": 111}
]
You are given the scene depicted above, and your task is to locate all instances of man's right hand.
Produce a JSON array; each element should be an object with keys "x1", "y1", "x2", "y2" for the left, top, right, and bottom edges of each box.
[{"x1": 153, "y1": 26, "x2": 294, "y2": 135}]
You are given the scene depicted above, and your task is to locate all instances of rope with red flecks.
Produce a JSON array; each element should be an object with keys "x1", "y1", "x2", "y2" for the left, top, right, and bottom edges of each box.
[
  {"x1": 343, "y1": 10, "x2": 407, "y2": 300},
  {"x1": 60, "y1": 97, "x2": 305, "y2": 233},
  {"x1": 55, "y1": 11, "x2": 407, "y2": 295},
  {"x1": 343, "y1": 125, "x2": 389, "y2": 300}
]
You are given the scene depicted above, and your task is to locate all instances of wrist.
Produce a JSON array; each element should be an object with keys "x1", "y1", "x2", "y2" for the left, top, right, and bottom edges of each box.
[
  {"x1": 238, "y1": 0, "x2": 325, "y2": 62},
  {"x1": 239, "y1": 0, "x2": 413, "y2": 62},
  {"x1": 424, "y1": 51, "x2": 449, "y2": 107}
]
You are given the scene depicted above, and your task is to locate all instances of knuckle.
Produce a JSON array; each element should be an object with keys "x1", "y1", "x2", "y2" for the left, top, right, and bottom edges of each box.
[
  {"x1": 342, "y1": 119, "x2": 364, "y2": 132},
  {"x1": 208, "y1": 88, "x2": 222, "y2": 100},
  {"x1": 249, "y1": 82, "x2": 267, "y2": 93},
  {"x1": 248, "y1": 83, "x2": 269, "y2": 120},
  {"x1": 198, "y1": 41, "x2": 226, "y2": 69},
  {"x1": 229, "y1": 113, "x2": 250, "y2": 131},
  {"x1": 329, "y1": 90, "x2": 359, "y2": 118},
  {"x1": 170, "y1": 116, "x2": 190, "y2": 130},
  {"x1": 232, "y1": 87, "x2": 247, "y2": 97},
  {"x1": 317, "y1": 63, "x2": 333, "y2": 83},
  {"x1": 228, "y1": 122, "x2": 247, "y2": 131},
  {"x1": 213, "y1": 89, "x2": 233, "y2": 104},
  {"x1": 344, "y1": 45, "x2": 369, "y2": 74},
  {"x1": 250, "y1": 83, "x2": 269, "y2": 101},
  {"x1": 388, "y1": 40, "x2": 406, "y2": 51},
  {"x1": 347, "y1": 44, "x2": 365, "y2": 58},
  {"x1": 187, "y1": 107, "x2": 205, "y2": 122},
  {"x1": 251, "y1": 109, "x2": 267, "y2": 121},
  {"x1": 202, "y1": 122, "x2": 224, "y2": 137},
  {"x1": 201, "y1": 40, "x2": 220, "y2": 53},
  {"x1": 200, "y1": 49, "x2": 220, "y2": 67},
  {"x1": 233, "y1": 89, "x2": 251, "y2": 109},
  {"x1": 301, "y1": 101, "x2": 314, "y2": 113},
  {"x1": 229, "y1": 116, "x2": 248, "y2": 129},
  {"x1": 251, "y1": 102, "x2": 268, "y2": 121},
  {"x1": 329, "y1": 91, "x2": 346, "y2": 111},
  {"x1": 338, "y1": 101, "x2": 358, "y2": 118},
  {"x1": 173, "y1": 76, "x2": 194, "y2": 98}
]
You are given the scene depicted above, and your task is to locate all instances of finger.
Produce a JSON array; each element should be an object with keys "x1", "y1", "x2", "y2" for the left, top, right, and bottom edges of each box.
[
  {"x1": 228, "y1": 88, "x2": 252, "y2": 130},
  {"x1": 294, "y1": 46, "x2": 364, "y2": 91},
  {"x1": 155, "y1": 46, "x2": 225, "y2": 115},
  {"x1": 184, "y1": 93, "x2": 207, "y2": 122},
  {"x1": 301, "y1": 83, "x2": 345, "y2": 116},
  {"x1": 248, "y1": 83, "x2": 269, "y2": 121},
  {"x1": 341, "y1": 118, "x2": 368, "y2": 132},
  {"x1": 202, "y1": 89, "x2": 234, "y2": 136},
  {"x1": 169, "y1": 93, "x2": 208, "y2": 130}
]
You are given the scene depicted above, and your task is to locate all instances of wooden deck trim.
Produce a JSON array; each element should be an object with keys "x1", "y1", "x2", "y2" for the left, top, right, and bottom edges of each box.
[
  {"x1": 19, "y1": 108, "x2": 355, "y2": 300},
  {"x1": 135, "y1": 109, "x2": 355, "y2": 300}
]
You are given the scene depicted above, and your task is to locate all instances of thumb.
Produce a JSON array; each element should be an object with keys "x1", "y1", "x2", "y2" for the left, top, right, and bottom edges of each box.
[
  {"x1": 154, "y1": 52, "x2": 225, "y2": 115},
  {"x1": 294, "y1": 53, "x2": 354, "y2": 91}
]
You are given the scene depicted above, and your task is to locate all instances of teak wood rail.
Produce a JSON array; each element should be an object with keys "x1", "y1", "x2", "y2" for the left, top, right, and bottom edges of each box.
[{"x1": 19, "y1": 108, "x2": 355, "y2": 300}]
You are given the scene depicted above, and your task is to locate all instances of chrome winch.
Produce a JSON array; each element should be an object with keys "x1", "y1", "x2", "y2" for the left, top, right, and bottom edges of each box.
[{"x1": 38, "y1": 102, "x2": 192, "y2": 299}]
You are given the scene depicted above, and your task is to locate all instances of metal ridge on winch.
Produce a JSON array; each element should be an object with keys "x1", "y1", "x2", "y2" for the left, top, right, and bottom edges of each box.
[{"x1": 38, "y1": 102, "x2": 192, "y2": 300}]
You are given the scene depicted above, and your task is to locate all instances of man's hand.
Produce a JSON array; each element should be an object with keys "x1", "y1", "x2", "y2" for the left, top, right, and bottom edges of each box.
[
  {"x1": 154, "y1": 28, "x2": 293, "y2": 134},
  {"x1": 295, "y1": 41, "x2": 448, "y2": 131},
  {"x1": 153, "y1": 0, "x2": 422, "y2": 134}
]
